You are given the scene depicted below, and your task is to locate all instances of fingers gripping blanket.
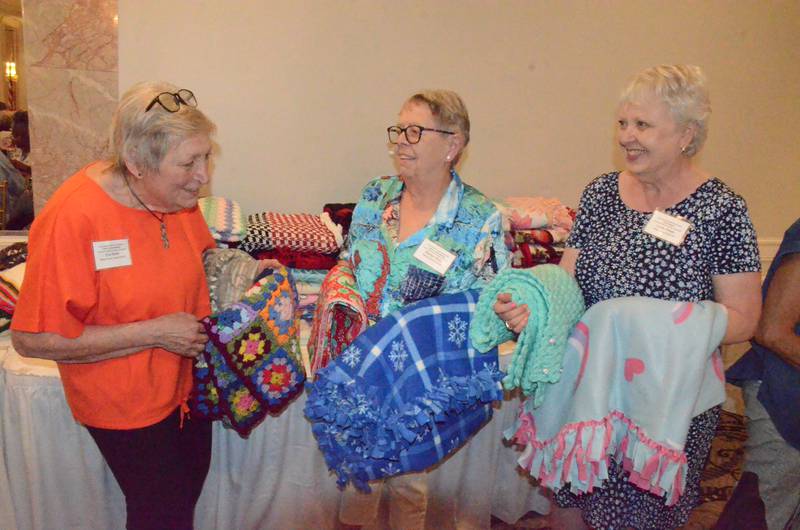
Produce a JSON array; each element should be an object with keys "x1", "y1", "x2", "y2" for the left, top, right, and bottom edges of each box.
[
  {"x1": 470, "y1": 265, "x2": 585, "y2": 406},
  {"x1": 304, "y1": 291, "x2": 504, "y2": 492},
  {"x1": 508, "y1": 297, "x2": 728, "y2": 506},
  {"x1": 191, "y1": 268, "x2": 306, "y2": 437}
]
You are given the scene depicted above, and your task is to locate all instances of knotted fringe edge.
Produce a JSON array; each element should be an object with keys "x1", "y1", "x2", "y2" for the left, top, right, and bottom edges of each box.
[
  {"x1": 305, "y1": 366, "x2": 504, "y2": 492},
  {"x1": 507, "y1": 409, "x2": 688, "y2": 506}
]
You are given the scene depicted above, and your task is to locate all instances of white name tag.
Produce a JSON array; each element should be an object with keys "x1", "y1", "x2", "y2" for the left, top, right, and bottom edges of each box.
[
  {"x1": 92, "y1": 239, "x2": 132, "y2": 271},
  {"x1": 413, "y1": 238, "x2": 457, "y2": 276},
  {"x1": 643, "y1": 209, "x2": 692, "y2": 246}
]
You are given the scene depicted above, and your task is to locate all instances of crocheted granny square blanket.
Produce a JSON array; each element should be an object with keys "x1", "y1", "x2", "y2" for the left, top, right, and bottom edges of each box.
[
  {"x1": 508, "y1": 297, "x2": 728, "y2": 506},
  {"x1": 471, "y1": 265, "x2": 585, "y2": 406},
  {"x1": 307, "y1": 262, "x2": 368, "y2": 376},
  {"x1": 305, "y1": 291, "x2": 504, "y2": 492},
  {"x1": 191, "y1": 268, "x2": 305, "y2": 437}
]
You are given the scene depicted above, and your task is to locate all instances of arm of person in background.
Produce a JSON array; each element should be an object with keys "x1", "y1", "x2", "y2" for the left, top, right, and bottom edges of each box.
[
  {"x1": 11, "y1": 312, "x2": 207, "y2": 364},
  {"x1": 712, "y1": 271, "x2": 763, "y2": 344},
  {"x1": 494, "y1": 248, "x2": 580, "y2": 333},
  {"x1": 753, "y1": 253, "x2": 800, "y2": 368}
]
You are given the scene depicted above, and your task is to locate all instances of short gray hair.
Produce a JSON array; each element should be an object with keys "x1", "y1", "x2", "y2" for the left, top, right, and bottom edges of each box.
[
  {"x1": 619, "y1": 65, "x2": 710, "y2": 157},
  {"x1": 109, "y1": 81, "x2": 216, "y2": 176},
  {"x1": 408, "y1": 89, "x2": 470, "y2": 147}
]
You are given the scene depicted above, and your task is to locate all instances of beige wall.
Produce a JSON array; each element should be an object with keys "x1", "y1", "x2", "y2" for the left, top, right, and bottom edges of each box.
[{"x1": 118, "y1": 0, "x2": 799, "y2": 240}]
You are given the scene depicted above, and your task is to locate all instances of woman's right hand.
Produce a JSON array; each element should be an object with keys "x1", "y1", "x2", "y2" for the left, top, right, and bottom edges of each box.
[
  {"x1": 493, "y1": 293, "x2": 530, "y2": 334},
  {"x1": 150, "y1": 312, "x2": 208, "y2": 358}
]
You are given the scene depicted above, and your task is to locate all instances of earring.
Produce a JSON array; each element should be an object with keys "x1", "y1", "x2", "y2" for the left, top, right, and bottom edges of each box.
[
  {"x1": 680, "y1": 145, "x2": 687, "y2": 154},
  {"x1": 446, "y1": 155, "x2": 452, "y2": 161}
]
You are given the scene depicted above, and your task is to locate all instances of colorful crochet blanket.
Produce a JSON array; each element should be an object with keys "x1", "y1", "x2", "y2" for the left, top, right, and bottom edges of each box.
[
  {"x1": 198, "y1": 196, "x2": 247, "y2": 244},
  {"x1": 304, "y1": 291, "x2": 504, "y2": 492},
  {"x1": 307, "y1": 262, "x2": 368, "y2": 375},
  {"x1": 508, "y1": 297, "x2": 728, "y2": 506},
  {"x1": 241, "y1": 212, "x2": 342, "y2": 255},
  {"x1": 191, "y1": 268, "x2": 305, "y2": 437},
  {"x1": 471, "y1": 265, "x2": 585, "y2": 406}
]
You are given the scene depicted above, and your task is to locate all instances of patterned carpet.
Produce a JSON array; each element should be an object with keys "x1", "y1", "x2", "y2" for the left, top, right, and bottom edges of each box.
[{"x1": 493, "y1": 408, "x2": 748, "y2": 529}]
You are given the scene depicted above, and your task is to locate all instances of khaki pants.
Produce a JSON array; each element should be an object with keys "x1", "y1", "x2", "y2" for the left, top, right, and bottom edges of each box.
[
  {"x1": 340, "y1": 472, "x2": 428, "y2": 530},
  {"x1": 742, "y1": 381, "x2": 800, "y2": 530}
]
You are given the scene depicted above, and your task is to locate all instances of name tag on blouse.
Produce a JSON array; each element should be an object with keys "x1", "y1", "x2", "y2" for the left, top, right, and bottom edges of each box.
[
  {"x1": 93, "y1": 239, "x2": 132, "y2": 270},
  {"x1": 413, "y1": 238, "x2": 456, "y2": 276},
  {"x1": 643, "y1": 209, "x2": 692, "y2": 246}
]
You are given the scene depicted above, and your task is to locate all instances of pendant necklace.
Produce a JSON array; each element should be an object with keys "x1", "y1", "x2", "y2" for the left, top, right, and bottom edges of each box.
[{"x1": 124, "y1": 175, "x2": 170, "y2": 248}]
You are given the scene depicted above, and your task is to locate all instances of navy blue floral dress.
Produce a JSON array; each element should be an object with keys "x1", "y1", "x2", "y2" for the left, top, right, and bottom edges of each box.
[{"x1": 554, "y1": 172, "x2": 760, "y2": 529}]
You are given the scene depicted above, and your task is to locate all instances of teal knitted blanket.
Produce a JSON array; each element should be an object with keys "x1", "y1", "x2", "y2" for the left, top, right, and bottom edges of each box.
[{"x1": 470, "y1": 265, "x2": 585, "y2": 406}]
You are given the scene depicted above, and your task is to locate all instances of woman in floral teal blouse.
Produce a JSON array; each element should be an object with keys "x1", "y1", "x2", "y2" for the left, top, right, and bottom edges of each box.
[{"x1": 338, "y1": 90, "x2": 509, "y2": 530}]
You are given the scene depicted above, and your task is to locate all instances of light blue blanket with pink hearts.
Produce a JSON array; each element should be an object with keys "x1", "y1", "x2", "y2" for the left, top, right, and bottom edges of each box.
[{"x1": 506, "y1": 296, "x2": 728, "y2": 506}]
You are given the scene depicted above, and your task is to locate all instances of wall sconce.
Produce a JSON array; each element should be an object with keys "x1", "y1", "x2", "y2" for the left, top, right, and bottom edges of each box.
[{"x1": 4, "y1": 61, "x2": 16, "y2": 81}]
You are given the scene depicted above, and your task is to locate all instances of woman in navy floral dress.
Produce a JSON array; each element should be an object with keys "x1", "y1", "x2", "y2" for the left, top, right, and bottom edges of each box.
[{"x1": 496, "y1": 65, "x2": 762, "y2": 529}]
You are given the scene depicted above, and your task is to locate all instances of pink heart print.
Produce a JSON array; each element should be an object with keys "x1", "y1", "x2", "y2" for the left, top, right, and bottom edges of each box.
[{"x1": 624, "y1": 358, "x2": 645, "y2": 382}]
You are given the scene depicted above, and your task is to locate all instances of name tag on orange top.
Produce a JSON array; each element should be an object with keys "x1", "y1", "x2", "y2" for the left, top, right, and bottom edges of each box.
[
  {"x1": 643, "y1": 209, "x2": 692, "y2": 246},
  {"x1": 413, "y1": 238, "x2": 457, "y2": 276},
  {"x1": 92, "y1": 239, "x2": 132, "y2": 270}
]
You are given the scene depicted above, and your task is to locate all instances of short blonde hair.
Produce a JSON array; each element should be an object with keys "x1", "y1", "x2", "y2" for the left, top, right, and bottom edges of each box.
[
  {"x1": 109, "y1": 81, "x2": 216, "y2": 176},
  {"x1": 619, "y1": 65, "x2": 710, "y2": 157},
  {"x1": 408, "y1": 89, "x2": 470, "y2": 147}
]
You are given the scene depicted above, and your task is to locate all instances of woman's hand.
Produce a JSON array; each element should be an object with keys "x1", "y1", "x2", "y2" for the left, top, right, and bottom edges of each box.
[
  {"x1": 12, "y1": 311, "x2": 209, "y2": 363},
  {"x1": 493, "y1": 293, "x2": 530, "y2": 334},
  {"x1": 256, "y1": 258, "x2": 282, "y2": 275},
  {"x1": 149, "y1": 312, "x2": 208, "y2": 358}
]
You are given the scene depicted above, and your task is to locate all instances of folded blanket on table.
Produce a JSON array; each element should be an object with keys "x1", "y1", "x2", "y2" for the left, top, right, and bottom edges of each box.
[
  {"x1": 0, "y1": 262, "x2": 24, "y2": 331},
  {"x1": 254, "y1": 248, "x2": 338, "y2": 270},
  {"x1": 322, "y1": 202, "x2": 356, "y2": 236},
  {"x1": 305, "y1": 290, "x2": 504, "y2": 491},
  {"x1": 241, "y1": 211, "x2": 342, "y2": 255},
  {"x1": 507, "y1": 297, "x2": 728, "y2": 506},
  {"x1": 495, "y1": 197, "x2": 575, "y2": 232},
  {"x1": 0, "y1": 241, "x2": 27, "y2": 271},
  {"x1": 190, "y1": 267, "x2": 305, "y2": 437},
  {"x1": 512, "y1": 241, "x2": 564, "y2": 268},
  {"x1": 307, "y1": 262, "x2": 368, "y2": 375},
  {"x1": 203, "y1": 248, "x2": 261, "y2": 312},
  {"x1": 471, "y1": 265, "x2": 584, "y2": 406},
  {"x1": 198, "y1": 196, "x2": 247, "y2": 245}
]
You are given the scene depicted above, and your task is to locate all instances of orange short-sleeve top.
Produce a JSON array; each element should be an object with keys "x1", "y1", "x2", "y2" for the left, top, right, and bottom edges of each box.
[{"x1": 12, "y1": 164, "x2": 215, "y2": 429}]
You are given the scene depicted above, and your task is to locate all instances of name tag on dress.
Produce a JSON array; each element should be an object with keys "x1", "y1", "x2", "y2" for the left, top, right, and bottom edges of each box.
[
  {"x1": 92, "y1": 239, "x2": 132, "y2": 270},
  {"x1": 643, "y1": 210, "x2": 692, "y2": 246},
  {"x1": 413, "y1": 238, "x2": 457, "y2": 276}
]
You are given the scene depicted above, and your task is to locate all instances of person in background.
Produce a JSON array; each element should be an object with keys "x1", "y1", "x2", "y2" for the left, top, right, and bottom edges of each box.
[
  {"x1": 11, "y1": 82, "x2": 216, "y2": 530},
  {"x1": 495, "y1": 64, "x2": 761, "y2": 529},
  {"x1": 9, "y1": 110, "x2": 30, "y2": 176},
  {"x1": 728, "y1": 217, "x2": 800, "y2": 530},
  {"x1": 339, "y1": 89, "x2": 509, "y2": 530}
]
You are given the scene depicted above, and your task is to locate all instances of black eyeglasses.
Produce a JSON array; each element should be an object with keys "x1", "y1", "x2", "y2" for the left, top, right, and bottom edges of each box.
[
  {"x1": 387, "y1": 124, "x2": 454, "y2": 144},
  {"x1": 145, "y1": 89, "x2": 197, "y2": 113}
]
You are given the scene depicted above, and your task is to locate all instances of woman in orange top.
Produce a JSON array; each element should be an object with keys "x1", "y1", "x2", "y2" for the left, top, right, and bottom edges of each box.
[{"x1": 11, "y1": 82, "x2": 217, "y2": 530}]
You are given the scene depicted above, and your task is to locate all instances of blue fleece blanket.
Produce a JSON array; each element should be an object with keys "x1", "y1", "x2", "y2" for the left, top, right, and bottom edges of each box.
[{"x1": 304, "y1": 290, "x2": 504, "y2": 491}]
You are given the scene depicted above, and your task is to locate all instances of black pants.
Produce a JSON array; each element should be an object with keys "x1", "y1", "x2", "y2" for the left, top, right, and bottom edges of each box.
[{"x1": 87, "y1": 408, "x2": 212, "y2": 530}]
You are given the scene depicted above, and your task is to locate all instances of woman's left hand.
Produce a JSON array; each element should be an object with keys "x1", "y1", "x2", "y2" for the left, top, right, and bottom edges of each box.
[{"x1": 493, "y1": 292, "x2": 530, "y2": 334}]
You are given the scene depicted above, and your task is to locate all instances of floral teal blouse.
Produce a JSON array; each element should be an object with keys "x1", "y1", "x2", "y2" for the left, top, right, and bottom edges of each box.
[{"x1": 341, "y1": 171, "x2": 508, "y2": 319}]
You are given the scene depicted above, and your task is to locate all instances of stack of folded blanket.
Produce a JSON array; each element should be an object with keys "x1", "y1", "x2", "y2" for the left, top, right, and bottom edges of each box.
[
  {"x1": 198, "y1": 196, "x2": 247, "y2": 247},
  {"x1": 0, "y1": 261, "x2": 24, "y2": 332},
  {"x1": 494, "y1": 197, "x2": 575, "y2": 268},
  {"x1": 242, "y1": 211, "x2": 344, "y2": 270}
]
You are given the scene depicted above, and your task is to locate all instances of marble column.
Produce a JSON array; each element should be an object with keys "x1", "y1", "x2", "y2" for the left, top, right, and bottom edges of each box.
[{"x1": 22, "y1": 0, "x2": 118, "y2": 213}]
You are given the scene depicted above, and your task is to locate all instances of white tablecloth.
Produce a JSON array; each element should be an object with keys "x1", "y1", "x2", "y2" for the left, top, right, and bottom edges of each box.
[{"x1": 0, "y1": 344, "x2": 548, "y2": 530}]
